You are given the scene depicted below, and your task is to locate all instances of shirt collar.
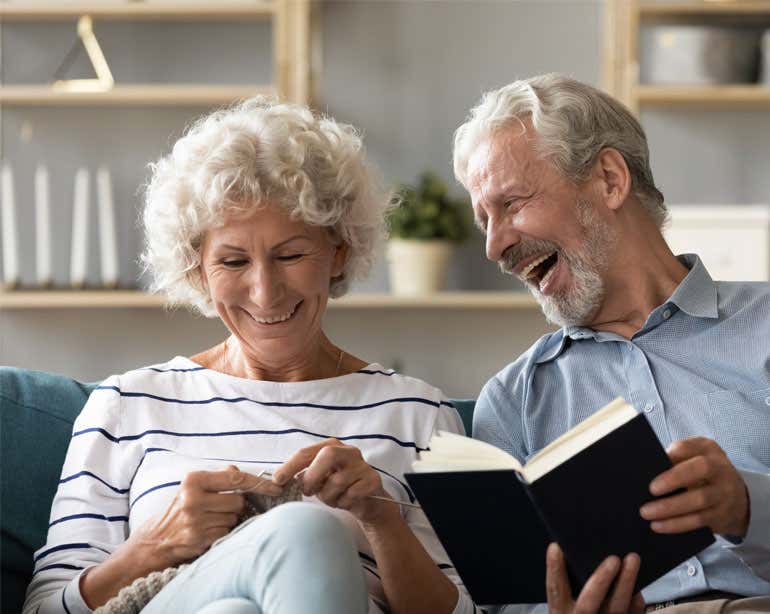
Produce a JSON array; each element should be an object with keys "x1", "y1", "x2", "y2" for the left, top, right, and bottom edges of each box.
[
  {"x1": 537, "y1": 253, "x2": 719, "y2": 363},
  {"x1": 667, "y1": 253, "x2": 719, "y2": 319}
]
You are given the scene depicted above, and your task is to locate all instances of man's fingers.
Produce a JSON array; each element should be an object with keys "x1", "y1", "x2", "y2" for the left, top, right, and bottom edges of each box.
[
  {"x1": 640, "y1": 486, "x2": 716, "y2": 520},
  {"x1": 603, "y1": 553, "x2": 640, "y2": 614},
  {"x1": 573, "y1": 555, "x2": 621, "y2": 613},
  {"x1": 665, "y1": 438, "x2": 716, "y2": 464},
  {"x1": 630, "y1": 592, "x2": 646, "y2": 614},
  {"x1": 650, "y1": 511, "x2": 711, "y2": 534},
  {"x1": 545, "y1": 542, "x2": 573, "y2": 613},
  {"x1": 650, "y1": 455, "x2": 712, "y2": 496}
]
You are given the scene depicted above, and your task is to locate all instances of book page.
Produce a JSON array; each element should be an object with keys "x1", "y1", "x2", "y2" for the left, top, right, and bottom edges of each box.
[
  {"x1": 522, "y1": 397, "x2": 637, "y2": 483},
  {"x1": 412, "y1": 431, "x2": 523, "y2": 473}
]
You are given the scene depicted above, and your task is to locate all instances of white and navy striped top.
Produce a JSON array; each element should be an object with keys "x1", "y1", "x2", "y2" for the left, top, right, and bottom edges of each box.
[{"x1": 24, "y1": 356, "x2": 478, "y2": 614}]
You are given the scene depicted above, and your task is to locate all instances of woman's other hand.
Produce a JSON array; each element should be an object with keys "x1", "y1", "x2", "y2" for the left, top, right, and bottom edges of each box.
[
  {"x1": 128, "y1": 466, "x2": 283, "y2": 567},
  {"x1": 274, "y1": 439, "x2": 399, "y2": 527}
]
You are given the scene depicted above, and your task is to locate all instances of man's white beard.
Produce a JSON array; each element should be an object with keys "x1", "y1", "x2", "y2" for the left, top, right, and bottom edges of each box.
[{"x1": 501, "y1": 200, "x2": 615, "y2": 328}]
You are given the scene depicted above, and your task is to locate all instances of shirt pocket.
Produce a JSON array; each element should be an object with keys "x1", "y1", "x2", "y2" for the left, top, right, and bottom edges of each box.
[{"x1": 705, "y1": 386, "x2": 770, "y2": 469}]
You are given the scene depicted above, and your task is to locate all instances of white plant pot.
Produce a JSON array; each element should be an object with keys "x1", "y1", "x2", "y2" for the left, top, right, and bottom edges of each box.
[{"x1": 386, "y1": 239, "x2": 452, "y2": 295}]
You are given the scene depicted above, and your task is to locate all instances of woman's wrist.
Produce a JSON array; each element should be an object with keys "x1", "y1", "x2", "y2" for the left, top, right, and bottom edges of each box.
[{"x1": 79, "y1": 538, "x2": 169, "y2": 609}]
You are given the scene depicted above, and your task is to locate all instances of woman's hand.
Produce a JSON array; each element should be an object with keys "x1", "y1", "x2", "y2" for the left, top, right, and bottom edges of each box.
[
  {"x1": 127, "y1": 466, "x2": 283, "y2": 568},
  {"x1": 273, "y1": 439, "x2": 399, "y2": 527},
  {"x1": 81, "y1": 466, "x2": 282, "y2": 608}
]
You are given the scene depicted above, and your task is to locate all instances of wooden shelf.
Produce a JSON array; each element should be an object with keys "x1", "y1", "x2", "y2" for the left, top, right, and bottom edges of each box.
[
  {"x1": 0, "y1": 2, "x2": 276, "y2": 20},
  {"x1": 637, "y1": 85, "x2": 770, "y2": 106},
  {"x1": 332, "y1": 292, "x2": 538, "y2": 310},
  {"x1": 0, "y1": 290, "x2": 539, "y2": 310},
  {"x1": 605, "y1": 0, "x2": 770, "y2": 113},
  {"x1": 639, "y1": 1, "x2": 770, "y2": 17},
  {"x1": 0, "y1": 84, "x2": 276, "y2": 106}
]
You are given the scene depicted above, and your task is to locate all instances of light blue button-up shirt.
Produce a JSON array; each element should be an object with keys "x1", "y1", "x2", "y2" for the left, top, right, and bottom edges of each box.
[{"x1": 474, "y1": 255, "x2": 770, "y2": 611}]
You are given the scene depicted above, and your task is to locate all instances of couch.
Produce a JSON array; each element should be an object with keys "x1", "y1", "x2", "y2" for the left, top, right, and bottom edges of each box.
[{"x1": 0, "y1": 366, "x2": 476, "y2": 613}]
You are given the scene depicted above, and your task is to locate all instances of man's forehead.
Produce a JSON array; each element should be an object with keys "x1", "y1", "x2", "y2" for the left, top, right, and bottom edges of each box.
[{"x1": 467, "y1": 128, "x2": 536, "y2": 193}]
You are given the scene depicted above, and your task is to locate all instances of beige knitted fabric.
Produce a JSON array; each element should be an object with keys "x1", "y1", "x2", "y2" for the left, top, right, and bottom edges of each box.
[{"x1": 94, "y1": 479, "x2": 303, "y2": 614}]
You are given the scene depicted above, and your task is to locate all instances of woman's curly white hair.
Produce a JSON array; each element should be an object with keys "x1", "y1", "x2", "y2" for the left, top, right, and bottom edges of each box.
[{"x1": 142, "y1": 97, "x2": 391, "y2": 316}]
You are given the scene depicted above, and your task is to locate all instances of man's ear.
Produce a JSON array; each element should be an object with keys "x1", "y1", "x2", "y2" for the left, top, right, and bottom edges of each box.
[
  {"x1": 331, "y1": 241, "x2": 349, "y2": 279},
  {"x1": 591, "y1": 148, "x2": 631, "y2": 212}
]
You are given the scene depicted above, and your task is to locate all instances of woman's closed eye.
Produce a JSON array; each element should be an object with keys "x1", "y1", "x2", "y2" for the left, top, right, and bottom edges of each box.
[
  {"x1": 276, "y1": 254, "x2": 305, "y2": 262},
  {"x1": 222, "y1": 259, "x2": 248, "y2": 268}
]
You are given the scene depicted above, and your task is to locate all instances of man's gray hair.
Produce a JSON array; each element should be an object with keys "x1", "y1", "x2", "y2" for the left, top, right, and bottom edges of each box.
[{"x1": 453, "y1": 74, "x2": 667, "y2": 228}]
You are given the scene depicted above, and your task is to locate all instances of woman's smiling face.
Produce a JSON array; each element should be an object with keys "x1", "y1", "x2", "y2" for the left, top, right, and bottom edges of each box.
[{"x1": 199, "y1": 204, "x2": 346, "y2": 364}]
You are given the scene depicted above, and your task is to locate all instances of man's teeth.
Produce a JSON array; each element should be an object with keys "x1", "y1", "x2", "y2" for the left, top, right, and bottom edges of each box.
[
  {"x1": 253, "y1": 307, "x2": 296, "y2": 324},
  {"x1": 521, "y1": 252, "x2": 557, "y2": 280},
  {"x1": 539, "y1": 260, "x2": 557, "y2": 290}
]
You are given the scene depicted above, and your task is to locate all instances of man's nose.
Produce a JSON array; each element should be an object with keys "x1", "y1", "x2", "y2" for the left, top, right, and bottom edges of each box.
[{"x1": 485, "y1": 220, "x2": 520, "y2": 263}]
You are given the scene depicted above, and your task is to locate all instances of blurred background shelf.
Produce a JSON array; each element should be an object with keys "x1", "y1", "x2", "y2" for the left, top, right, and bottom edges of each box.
[
  {"x1": 604, "y1": 0, "x2": 770, "y2": 113},
  {"x1": 639, "y1": 1, "x2": 770, "y2": 17},
  {"x1": 0, "y1": 84, "x2": 277, "y2": 106},
  {"x1": 636, "y1": 84, "x2": 770, "y2": 105},
  {"x1": 0, "y1": 2, "x2": 276, "y2": 20},
  {"x1": 0, "y1": 290, "x2": 539, "y2": 310}
]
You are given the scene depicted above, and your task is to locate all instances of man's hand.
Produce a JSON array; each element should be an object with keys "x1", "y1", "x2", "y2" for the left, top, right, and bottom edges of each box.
[
  {"x1": 546, "y1": 543, "x2": 645, "y2": 614},
  {"x1": 274, "y1": 439, "x2": 399, "y2": 527},
  {"x1": 640, "y1": 437, "x2": 749, "y2": 537}
]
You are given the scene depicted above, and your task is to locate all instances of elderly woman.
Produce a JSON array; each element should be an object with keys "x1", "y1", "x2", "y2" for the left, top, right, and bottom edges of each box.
[{"x1": 24, "y1": 100, "x2": 476, "y2": 614}]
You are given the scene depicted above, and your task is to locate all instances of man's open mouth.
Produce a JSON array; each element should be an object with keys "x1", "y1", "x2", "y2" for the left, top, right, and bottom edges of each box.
[{"x1": 520, "y1": 251, "x2": 559, "y2": 288}]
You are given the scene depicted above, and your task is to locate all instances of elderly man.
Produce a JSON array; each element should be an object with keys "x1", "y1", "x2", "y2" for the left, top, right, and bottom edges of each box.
[{"x1": 453, "y1": 74, "x2": 770, "y2": 614}]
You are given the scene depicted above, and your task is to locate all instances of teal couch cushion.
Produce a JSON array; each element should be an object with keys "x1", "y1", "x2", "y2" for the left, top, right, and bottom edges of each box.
[
  {"x1": 0, "y1": 366, "x2": 474, "y2": 613},
  {"x1": 0, "y1": 367, "x2": 98, "y2": 614},
  {"x1": 451, "y1": 399, "x2": 476, "y2": 436}
]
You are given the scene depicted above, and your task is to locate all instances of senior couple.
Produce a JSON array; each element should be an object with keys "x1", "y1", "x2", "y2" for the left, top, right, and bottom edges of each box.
[{"x1": 25, "y1": 75, "x2": 770, "y2": 614}]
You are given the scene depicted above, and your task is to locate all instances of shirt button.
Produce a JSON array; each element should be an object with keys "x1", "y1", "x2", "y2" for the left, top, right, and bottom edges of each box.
[
  {"x1": 687, "y1": 565, "x2": 697, "y2": 577},
  {"x1": 663, "y1": 309, "x2": 671, "y2": 319},
  {"x1": 644, "y1": 402, "x2": 655, "y2": 413}
]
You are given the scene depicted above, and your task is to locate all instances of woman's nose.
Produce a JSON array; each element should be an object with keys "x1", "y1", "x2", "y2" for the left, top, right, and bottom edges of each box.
[{"x1": 249, "y1": 264, "x2": 285, "y2": 308}]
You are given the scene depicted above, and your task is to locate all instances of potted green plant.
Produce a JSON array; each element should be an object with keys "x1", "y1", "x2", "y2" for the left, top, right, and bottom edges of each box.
[{"x1": 387, "y1": 171, "x2": 471, "y2": 295}]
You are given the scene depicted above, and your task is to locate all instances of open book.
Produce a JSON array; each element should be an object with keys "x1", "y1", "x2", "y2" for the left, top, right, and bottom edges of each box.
[{"x1": 405, "y1": 398, "x2": 714, "y2": 605}]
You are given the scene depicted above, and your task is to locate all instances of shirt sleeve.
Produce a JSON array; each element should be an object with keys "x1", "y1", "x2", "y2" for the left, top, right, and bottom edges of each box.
[
  {"x1": 23, "y1": 376, "x2": 134, "y2": 614},
  {"x1": 724, "y1": 468, "x2": 770, "y2": 580},
  {"x1": 472, "y1": 376, "x2": 528, "y2": 462}
]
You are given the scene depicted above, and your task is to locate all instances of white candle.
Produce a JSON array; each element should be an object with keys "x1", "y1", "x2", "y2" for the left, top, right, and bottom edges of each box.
[
  {"x1": 70, "y1": 168, "x2": 90, "y2": 288},
  {"x1": 96, "y1": 166, "x2": 118, "y2": 288},
  {"x1": 1, "y1": 164, "x2": 20, "y2": 288},
  {"x1": 35, "y1": 164, "x2": 52, "y2": 286}
]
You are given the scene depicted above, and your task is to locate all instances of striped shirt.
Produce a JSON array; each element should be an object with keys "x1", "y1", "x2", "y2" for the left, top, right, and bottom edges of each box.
[
  {"x1": 25, "y1": 358, "x2": 477, "y2": 614},
  {"x1": 474, "y1": 254, "x2": 770, "y2": 613}
]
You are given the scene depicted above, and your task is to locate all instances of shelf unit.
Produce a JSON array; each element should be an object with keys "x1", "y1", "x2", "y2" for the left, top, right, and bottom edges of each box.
[
  {"x1": 0, "y1": 84, "x2": 277, "y2": 106},
  {"x1": 0, "y1": 290, "x2": 540, "y2": 310},
  {"x1": 0, "y1": 1, "x2": 321, "y2": 308},
  {"x1": 0, "y1": 0, "x2": 316, "y2": 105},
  {"x1": 604, "y1": 0, "x2": 770, "y2": 113}
]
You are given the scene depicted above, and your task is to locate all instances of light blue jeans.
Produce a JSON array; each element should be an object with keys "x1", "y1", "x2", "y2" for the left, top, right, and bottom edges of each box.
[{"x1": 141, "y1": 502, "x2": 369, "y2": 614}]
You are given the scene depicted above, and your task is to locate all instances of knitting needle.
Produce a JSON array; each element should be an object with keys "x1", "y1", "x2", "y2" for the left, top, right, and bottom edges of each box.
[{"x1": 237, "y1": 469, "x2": 422, "y2": 509}]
